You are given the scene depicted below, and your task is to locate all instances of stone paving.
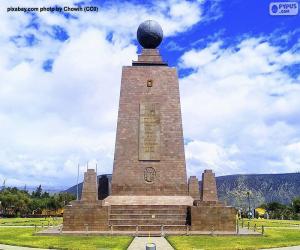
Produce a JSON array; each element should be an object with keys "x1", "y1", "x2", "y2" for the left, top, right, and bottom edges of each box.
[
  {"x1": 0, "y1": 244, "x2": 53, "y2": 250},
  {"x1": 127, "y1": 237, "x2": 174, "y2": 250},
  {"x1": 260, "y1": 246, "x2": 300, "y2": 250}
]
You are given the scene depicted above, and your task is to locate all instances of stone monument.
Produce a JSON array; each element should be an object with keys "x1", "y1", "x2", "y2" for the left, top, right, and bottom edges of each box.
[
  {"x1": 63, "y1": 169, "x2": 109, "y2": 231},
  {"x1": 109, "y1": 19, "x2": 189, "y2": 197},
  {"x1": 62, "y1": 20, "x2": 236, "y2": 234}
]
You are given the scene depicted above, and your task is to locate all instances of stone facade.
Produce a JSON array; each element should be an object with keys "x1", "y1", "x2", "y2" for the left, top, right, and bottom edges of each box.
[
  {"x1": 63, "y1": 201, "x2": 109, "y2": 231},
  {"x1": 191, "y1": 205, "x2": 236, "y2": 232},
  {"x1": 191, "y1": 169, "x2": 237, "y2": 232},
  {"x1": 81, "y1": 169, "x2": 98, "y2": 202},
  {"x1": 202, "y1": 169, "x2": 218, "y2": 202},
  {"x1": 188, "y1": 176, "x2": 200, "y2": 200},
  {"x1": 111, "y1": 48, "x2": 188, "y2": 196},
  {"x1": 63, "y1": 169, "x2": 109, "y2": 231}
]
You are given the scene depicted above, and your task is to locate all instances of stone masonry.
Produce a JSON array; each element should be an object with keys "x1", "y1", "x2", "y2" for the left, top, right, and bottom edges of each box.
[
  {"x1": 202, "y1": 169, "x2": 218, "y2": 202},
  {"x1": 188, "y1": 176, "x2": 200, "y2": 200},
  {"x1": 191, "y1": 169, "x2": 237, "y2": 232},
  {"x1": 63, "y1": 169, "x2": 109, "y2": 231},
  {"x1": 111, "y1": 48, "x2": 188, "y2": 196},
  {"x1": 81, "y1": 169, "x2": 98, "y2": 202}
]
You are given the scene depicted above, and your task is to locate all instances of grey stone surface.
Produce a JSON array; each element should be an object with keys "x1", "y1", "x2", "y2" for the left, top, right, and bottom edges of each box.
[
  {"x1": 127, "y1": 237, "x2": 174, "y2": 250},
  {"x1": 260, "y1": 247, "x2": 300, "y2": 250},
  {"x1": 0, "y1": 244, "x2": 55, "y2": 250}
]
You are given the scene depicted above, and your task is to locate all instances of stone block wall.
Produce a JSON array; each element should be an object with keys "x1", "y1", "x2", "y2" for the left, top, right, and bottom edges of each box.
[
  {"x1": 111, "y1": 49, "x2": 188, "y2": 196},
  {"x1": 188, "y1": 176, "x2": 200, "y2": 200},
  {"x1": 202, "y1": 170, "x2": 218, "y2": 202},
  {"x1": 81, "y1": 169, "x2": 98, "y2": 202},
  {"x1": 63, "y1": 201, "x2": 109, "y2": 231},
  {"x1": 191, "y1": 205, "x2": 236, "y2": 232}
]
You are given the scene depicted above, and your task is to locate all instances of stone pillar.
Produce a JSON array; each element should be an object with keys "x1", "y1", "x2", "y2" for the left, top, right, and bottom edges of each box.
[
  {"x1": 191, "y1": 169, "x2": 237, "y2": 232},
  {"x1": 188, "y1": 176, "x2": 200, "y2": 200},
  {"x1": 81, "y1": 169, "x2": 98, "y2": 202},
  {"x1": 111, "y1": 47, "x2": 188, "y2": 196},
  {"x1": 202, "y1": 169, "x2": 218, "y2": 202}
]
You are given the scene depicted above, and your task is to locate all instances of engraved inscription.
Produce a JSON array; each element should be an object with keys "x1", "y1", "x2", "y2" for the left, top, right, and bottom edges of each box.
[
  {"x1": 144, "y1": 167, "x2": 156, "y2": 183},
  {"x1": 139, "y1": 102, "x2": 160, "y2": 160}
]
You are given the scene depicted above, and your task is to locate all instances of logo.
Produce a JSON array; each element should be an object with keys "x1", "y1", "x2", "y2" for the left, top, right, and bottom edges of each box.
[
  {"x1": 144, "y1": 167, "x2": 156, "y2": 183},
  {"x1": 269, "y1": 2, "x2": 298, "y2": 15},
  {"x1": 271, "y1": 4, "x2": 279, "y2": 13}
]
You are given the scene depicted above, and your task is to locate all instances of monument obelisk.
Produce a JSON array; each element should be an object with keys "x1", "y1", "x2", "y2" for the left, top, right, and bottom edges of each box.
[
  {"x1": 109, "y1": 20, "x2": 189, "y2": 198},
  {"x1": 62, "y1": 20, "x2": 236, "y2": 234}
]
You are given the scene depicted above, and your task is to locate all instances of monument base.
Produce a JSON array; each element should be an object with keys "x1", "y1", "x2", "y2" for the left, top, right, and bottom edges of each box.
[
  {"x1": 103, "y1": 195, "x2": 193, "y2": 206},
  {"x1": 191, "y1": 201, "x2": 236, "y2": 232},
  {"x1": 62, "y1": 170, "x2": 237, "y2": 234},
  {"x1": 63, "y1": 200, "x2": 109, "y2": 231},
  {"x1": 102, "y1": 196, "x2": 192, "y2": 232}
]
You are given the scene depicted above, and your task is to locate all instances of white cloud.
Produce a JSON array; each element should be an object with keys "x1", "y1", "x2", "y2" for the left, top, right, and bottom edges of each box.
[
  {"x1": 1, "y1": 0, "x2": 298, "y2": 188},
  {"x1": 0, "y1": 0, "x2": 203, "y2": 187},
  {"x1": 180, "y1": 38, "x2": 300, "y2": 178},
  {"x1": 185, "y1": 140, "x2": 239, "y2": 177}
]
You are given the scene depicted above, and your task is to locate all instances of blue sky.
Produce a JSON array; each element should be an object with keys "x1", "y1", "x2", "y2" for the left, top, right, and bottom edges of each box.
[{"x1": 0, "y1": 0, "x2": 299, "y2": 188}]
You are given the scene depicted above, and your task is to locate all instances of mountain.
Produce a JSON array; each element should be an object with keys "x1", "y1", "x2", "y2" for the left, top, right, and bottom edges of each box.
[
  {"x1": 64, "y1": 173, "x2": 300, "y2": 208},
  {"x1": 216, "y1": 173, "x2": 300, "y2": 208}
]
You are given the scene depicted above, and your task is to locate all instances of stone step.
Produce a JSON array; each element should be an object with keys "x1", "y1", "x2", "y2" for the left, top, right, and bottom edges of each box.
[
  {"x1": 110, "y1": 205, "x2": 187, "y2": 210},
  {"x1": 110, "y1": 214, "x2": 186, "y2": 220},
  {"x1": 110, "y1": 225, "x2": 188, "y2": 232},
  {"x1": 110, "y1": 210, "x2": 186, "y2": 215},
  {"x1": 109, "y1": 219, "x2": 186, "y2": 225},
  {"x1": 110, "y1": 209, "x2": 186, "y2": 215}
]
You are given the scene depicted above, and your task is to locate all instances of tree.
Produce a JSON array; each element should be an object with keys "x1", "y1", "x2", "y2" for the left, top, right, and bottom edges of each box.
[
  {"x1": 0, "y1": 188, "x2": 31, "y2": 216},
  {"x1": 0, "y1": 186, "x2": 76, "y2": 217},
  {"x1": 292, "y1": 197, "x2": 300, "y2": 213},
  {"x1": 32, "y1": 185, "x2": 42, "y2": 198},
  {"x1": 58, "y1": 192, "x2": 76, "y2": 205}
]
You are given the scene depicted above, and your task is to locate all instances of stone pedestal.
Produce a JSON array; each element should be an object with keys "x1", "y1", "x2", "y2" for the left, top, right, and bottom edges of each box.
[
  {"x1": 188, "y1": 176, "x2": 200, "y2": 200},
  {"x1": 81, "y1": 169, "x2": 98, "y2": 202},
  {"x1": 63, "y1": 201, "x2": 109, "y2": 231},
  {"x1": 190, "y1": 169, "x2": 237, "y2": 232},
  {"x1": 191, "y1": 205, "x2": 236, "y2": 232},
  {"x1": 63, "y1": 169, "x2": 109, "y2": 231},
  {"x1": 202, "y1": 169, "x2": 218, "y2": 202}
]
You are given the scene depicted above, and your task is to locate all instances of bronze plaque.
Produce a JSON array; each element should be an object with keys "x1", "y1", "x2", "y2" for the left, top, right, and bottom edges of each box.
[{"x1": 139, "y1": 102, "x2": 160, "y2": 160}]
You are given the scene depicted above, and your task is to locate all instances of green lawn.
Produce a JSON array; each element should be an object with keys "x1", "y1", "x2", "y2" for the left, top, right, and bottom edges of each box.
[
  {"x1": 1, "y1": 218, "x2": 299, "y2": 249},
  {"x1": 0, "y1": 227, "x2": 132, "y2": 250},
  {"x1": 168, "y1": 228, "x2": 300, "y2": 250},
  {"x1": 240, "y1": 218, "x2": 300, "y2": 228},
  {"x1": 0, "y1": 217, "x2": 63, "y2": 226}
]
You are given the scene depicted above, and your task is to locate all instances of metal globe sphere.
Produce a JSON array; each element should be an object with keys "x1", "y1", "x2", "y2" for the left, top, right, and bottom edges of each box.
[{"x1": 137, "y1": 20, "x2": 163, "y2": 49}]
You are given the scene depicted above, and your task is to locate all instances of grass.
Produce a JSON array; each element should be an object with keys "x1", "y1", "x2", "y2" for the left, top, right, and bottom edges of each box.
[
  {"x1": 167, "y1": 219, "x2": 300, "y2": 250},
  {"x1": 167, "y1": 229, "x2": 300, "y2": 250},
  {"x1": 1, "y1": 218, "x2": 299, "y2": 249},
  {"x1": 0, "y1": 227, "x2": 133, "y2": 250},
  {"x1": 0, "y1": 217, "x2": 63, "y2": 226},
  {"x1": 240, "y1": 218, "x2": 300, "y2": 228}
]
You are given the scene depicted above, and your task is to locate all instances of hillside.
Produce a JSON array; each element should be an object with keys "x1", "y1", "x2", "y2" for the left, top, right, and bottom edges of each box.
[{"x1": 216, "y1": 173, "x2": 300, "y2": 208}]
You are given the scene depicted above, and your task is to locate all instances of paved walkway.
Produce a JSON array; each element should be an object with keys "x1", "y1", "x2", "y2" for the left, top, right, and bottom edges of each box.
[
  {"x1": 0, "y1": 244, "x2": 52, "y2": 250},
  {"x1": 260, "y1": 246, "x2": 300, "y2": 250},
  {"x1": 127, "y1": 237, "x2": 174, "y2": 250}
]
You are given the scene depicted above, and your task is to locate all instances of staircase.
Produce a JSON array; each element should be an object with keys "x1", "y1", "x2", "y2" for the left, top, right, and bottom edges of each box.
[{"x1": 109, "y1": 205, "x2": 188, "y2": 233}]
